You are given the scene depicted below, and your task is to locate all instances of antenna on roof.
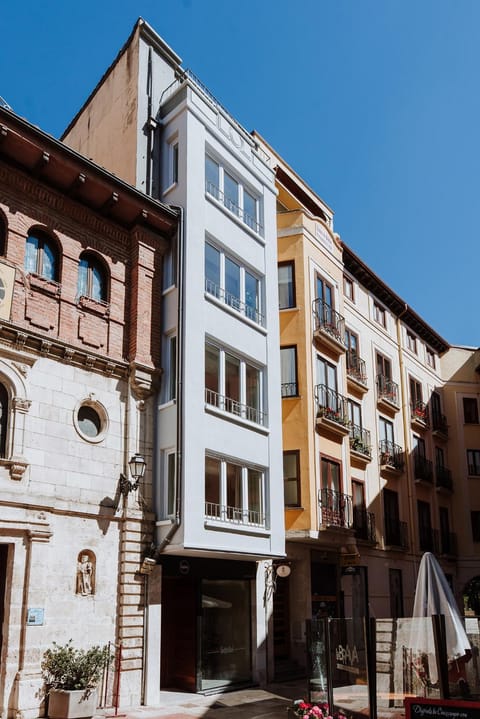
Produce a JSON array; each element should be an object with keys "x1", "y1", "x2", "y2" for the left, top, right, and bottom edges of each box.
[{"x1": 0, "y1": 96, "x2": 12, "y2": 110}]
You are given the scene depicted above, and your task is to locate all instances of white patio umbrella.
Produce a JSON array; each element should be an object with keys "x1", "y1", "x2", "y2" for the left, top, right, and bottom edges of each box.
[{"x1": 410, "y1": 552, "x2": 471, "y2": 686}]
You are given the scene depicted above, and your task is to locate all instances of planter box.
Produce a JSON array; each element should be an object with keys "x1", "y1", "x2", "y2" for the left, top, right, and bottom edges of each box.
[{"x1": 48, "y1": 688, "x2": 98, "y2": 719}]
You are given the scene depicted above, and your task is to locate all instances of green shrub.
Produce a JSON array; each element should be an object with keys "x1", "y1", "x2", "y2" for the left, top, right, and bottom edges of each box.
[{"x1": 41, "y1": 640, "x2": 111, "y2": 691}]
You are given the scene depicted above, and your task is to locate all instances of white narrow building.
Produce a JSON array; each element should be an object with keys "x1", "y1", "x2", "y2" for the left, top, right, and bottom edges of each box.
[{"x1": 63, "y1": 18, "x2": 284, "y2": 695}]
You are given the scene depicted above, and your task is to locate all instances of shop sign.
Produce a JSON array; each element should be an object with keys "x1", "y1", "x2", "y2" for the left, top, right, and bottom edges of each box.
[
  {"x1": 335, "y1": 643, "x2": 359, "y2": 674},
  {"x1": 404, "y1": 697, "x2": 480, "y2": 719}
]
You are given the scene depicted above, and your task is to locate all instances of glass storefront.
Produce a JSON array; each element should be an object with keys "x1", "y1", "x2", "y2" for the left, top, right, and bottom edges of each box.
[{"x1": 200, "y1": 579, "x2": 252, "y2": 691}]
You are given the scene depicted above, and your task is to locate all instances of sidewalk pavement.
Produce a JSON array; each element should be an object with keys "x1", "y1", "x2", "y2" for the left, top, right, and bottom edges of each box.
[{"x1": 99, "y1": 679, "x2": 307, "y2": 719}]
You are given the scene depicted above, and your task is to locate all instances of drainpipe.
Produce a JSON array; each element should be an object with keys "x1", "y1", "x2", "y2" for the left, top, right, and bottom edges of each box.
[
  {"x1": 153, "y1": 205, "x2": 185, "y2": 555},
  {"x1": 396, "y1": 304, "x2": 419, "y2": 591}
]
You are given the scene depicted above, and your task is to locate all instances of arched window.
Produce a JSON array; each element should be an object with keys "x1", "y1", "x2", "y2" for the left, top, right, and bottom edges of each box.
[
  {"x1": 77, "y1": 253, "x2": 108, "y2": 303},
  {"x1": 0, "y1": 383, "x2": 8, "y2": 458},
  {"x1": 24, "y1": 229, "x2": 59, "y2": 281}
]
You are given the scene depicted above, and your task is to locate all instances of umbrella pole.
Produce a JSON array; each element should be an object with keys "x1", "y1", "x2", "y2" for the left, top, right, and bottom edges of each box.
[{"x1": 432, "y1": 614, "x2": 449, "y2": 699}]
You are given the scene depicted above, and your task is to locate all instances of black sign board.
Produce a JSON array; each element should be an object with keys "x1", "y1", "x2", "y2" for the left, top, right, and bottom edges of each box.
[{"x1": 405, "y1": 697, "x2": 480, "y2": 719}]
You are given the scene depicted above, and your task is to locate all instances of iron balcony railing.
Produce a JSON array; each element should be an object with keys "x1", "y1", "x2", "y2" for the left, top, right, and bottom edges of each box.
[
  {"x1": 205, "y1": 278, "x2": 264, "y2": 326},
  {"x1": 312, "y1": 299, "x2": 346, "y2": 346},
  {"x1": 205, "y1": 388, "x2": 266, "y2": 426},
  {"x1": 376, "y1": 374, "x2": 399, "y2": 407},
  {"x1": 431, "y1": 410, "x2": 448, "y2": 436},
  {"x1": 319, "y1": 487, "x2": 352, "y2": 529},
  {"x1": 353, "y1": 507, "x2": 376, "y2": 543},
  {"x1": 205, "y1": 180, "x2": 263, "y2": 235},
  {"x1": 411, "y1": 400, "x2": 429, "y2": 426},
  {"x1": 436, "y1": 464, "x2": 453, "y2": 492},
  {"x1": 385, "y1": 519, "x2": 408, "y2": 549},
  {"x1": 315, "y1": 384, "x2": 350, "y2": 428},
  {"x1": 413, "y1": 451, "x2": 433, "y2": 484},
  {"x1": 204, "y1": 501, "x2": 266, "y2": 527},
  {"x1": 281, "y1": 382, "x2": 298, "y2": 398},
  {"x1": 346, "y1": 350, "x2": 367, "y2": 386},
  {"x1": 349, "y1": 424, "x2": 372, "y2": 458},
  {"x1": 379, "y1": 439, "x2": 404, "y2": 471}
]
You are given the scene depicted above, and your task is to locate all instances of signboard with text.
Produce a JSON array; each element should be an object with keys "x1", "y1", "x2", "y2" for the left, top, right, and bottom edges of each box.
[{"x1": 405, "y1": 696, "x2": 480, "y2": 719}]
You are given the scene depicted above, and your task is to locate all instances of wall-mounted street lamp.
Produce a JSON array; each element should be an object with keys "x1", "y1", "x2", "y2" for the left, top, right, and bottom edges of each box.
[{"x1": 120, "y1": 454, "x2": 146, "y2": 496}]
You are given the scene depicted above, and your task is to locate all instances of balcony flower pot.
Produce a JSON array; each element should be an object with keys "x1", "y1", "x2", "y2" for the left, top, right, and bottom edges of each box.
[{"x1": 42, "y1": 641, "x2": 110, "y2": 719}]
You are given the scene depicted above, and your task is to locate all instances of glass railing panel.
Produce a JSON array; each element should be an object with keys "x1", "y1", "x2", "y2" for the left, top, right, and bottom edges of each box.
[{"x1": 329, "y1": 617, "x2": 369, "y2": 716}]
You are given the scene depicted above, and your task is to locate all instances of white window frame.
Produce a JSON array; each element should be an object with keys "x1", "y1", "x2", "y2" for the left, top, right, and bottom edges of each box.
[
  {"x1": 205, "y1": 154, "x2": 263, "y2": 236},
  {"x1": 205, "y1": 341, "x2": 266, "y2": 426},
  {"x1": 204, "y1": 453, "x2": 266, "y2": 528},
  {"x1": 205, "y1": 240, "x2": 264, "y2": 326}
]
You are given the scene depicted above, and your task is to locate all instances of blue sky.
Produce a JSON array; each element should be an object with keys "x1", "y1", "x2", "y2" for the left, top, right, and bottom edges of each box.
[{"x1": 1, "y1": 1, "x2": 477, "y2": 346}]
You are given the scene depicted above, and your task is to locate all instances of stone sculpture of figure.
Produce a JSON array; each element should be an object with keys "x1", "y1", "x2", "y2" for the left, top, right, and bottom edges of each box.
[{"x1": 77, "y1": 554, "x2": 94, "y2": 595}]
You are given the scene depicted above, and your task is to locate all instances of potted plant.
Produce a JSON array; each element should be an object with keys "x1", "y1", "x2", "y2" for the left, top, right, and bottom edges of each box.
[
  {"x1": 41, "y1": 640, "x2": 110, "y2": 719},
  {"x1": 289, "y1": 699, "x2": 348, "y2": 718}
]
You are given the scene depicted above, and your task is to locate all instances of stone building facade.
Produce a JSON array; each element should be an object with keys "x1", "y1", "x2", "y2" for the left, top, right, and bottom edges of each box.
[{"x1": 0, "y1": 106, "x2": 178, "y2": 718}]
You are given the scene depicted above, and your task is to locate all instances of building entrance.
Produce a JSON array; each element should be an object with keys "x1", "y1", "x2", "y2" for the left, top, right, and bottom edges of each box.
[{"x1": 160, "y1": 557, "x2": 255, "y2": 693}]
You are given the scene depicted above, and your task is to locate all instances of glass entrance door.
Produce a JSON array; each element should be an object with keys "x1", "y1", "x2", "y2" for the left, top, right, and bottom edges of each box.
[{"x1": 200, "y1": 579, "x2": 252, "y2": 691}]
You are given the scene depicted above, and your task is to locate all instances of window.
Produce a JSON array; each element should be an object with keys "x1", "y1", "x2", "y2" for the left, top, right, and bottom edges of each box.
[
  {"x1": 281, "y1": 346, "x2": 298, "y2": 397},
  {"x1": 384, "y1": 488, "x2": 402, "y2": 546},
  {"x1": 205, "y1": 342, "x2": 265, "y2": 425},
  {"x1": 163, "y1": 236, "x2": 177, "y2": 290},
  {"x1": 74, "y1": 399, "x2": 108, "y2": 443},
  {"x1": 0, "y1": 212, "x2": 6, "y2": 256},
  {"x1": 25, "y1": 229, "x2": 59, "y2": 281},
  {"x1": 373, "y1": 301, "x2": 386, "y2": 328},
  {"x1": 168, "y1": 335, "x2": 177, "y2": 401},
  {"x1": 0, "y1": 383, "x2": 8, "y2": 458},
  {"x1": 278, "y1": 262, "x2": 295, "y2": 309},
  {"x1": 389, "y1": 569, "x2": 404, "y2": 618},
  {"x1": 376, "y1": 353, "x2": 391, "y2": 380},
  {"x1": 283, "y1": 451, "x2": 300, "y2": 507},
  {"x1": 205, "y1": 242, "x2": 263, "y2": 325},
  {"x1": 343, "y1": 275, "x2": 354, "y2": 301},
  {"x1": 418, "y1": 500, "x2": 433, "y2": 551},
  {"x1": 463, "y1": 397, "x2": 479, "y2": 424},
  {"x1": 435, "y1": 446, "x2": 446, "y2": 468},
  {"x1": 426, "y1": 347, "x2": 436, "y2": 369},
  {"x1": 164, "y1": 450, "x2": 176, "y2": 517},
  {"x1": 320, "y1": 458, "x2": 346, "y2": 527},
  {"x1": 168, "y1": 140, "x2": 179, "y2": 186},
  {"x1": 347, "y1": 399, "x2": 362, "y2": 430},
  {"x1": 205, "y1": 454, "x2": 265, "y2": 527},
  {"x1": 471, "y1": 511, "x2": 480, "y2": 542},
  {"x1": 352, "y1": 480, "x2": 367, "y2": 535},
  {"x1": 345, "y1": 329, "x2": 358, "y2": 354},
  {"x1": 467, "y1": 450, "x2": 480, "y2": 476},
  {"x1": 379, "y1": 417, "x2": 394, "y2": 446},
  {"x1": 410, "y1": 377, "x2": 423, "y2": 413},
  {"x1": 407, "y1": 331, "x2": 417, "y2": 354},
  {"x1": 205, "y1": 155, "x2": 263, "y2": 235},
  {"x1": 77, "y1": 253, "x2": 108, "y2": 302}
]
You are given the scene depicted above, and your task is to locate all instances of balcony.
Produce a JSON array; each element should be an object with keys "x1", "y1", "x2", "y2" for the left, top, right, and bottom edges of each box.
[
  {"x1": 353, "y1": 507, "x2": 376, "y2": 543},
  {"x1": 376, "y1": 374, "x2": 400, "y2": 412},
  {"x1": 349, "y1": 424, "x2": 372, "y2": 464},
  {"x1": 384, "y1": 519, "x2": 408, "y2": 549},
  {"x1": 436, "y1": 464, "x2": 453, "y2": 493},
  {"x1": 411, "y1": 401, "x2": 429, "y2": 430},
  {"x1": 346, "y1": 350, "x2": 368, "y2": 393},
  {"x1": 319, "y1": 487, "x2": 352, "y2": 529},
  {"x1": 205, "y1": 501, "x2": 266, "y2": 528},
  {"x1": 312, "y1": 299, "x2": 346, "y2": 354},
  {"x1": 431, "y1": 410, "x2": 448, "y2": 440},
  {"x1": 281, "y1": 382, "x2": 298, "y2": 398},
  {"x1": 315, "y1": 384, "x2": 350, "y2": 437},
  {"x1": 379, "y1": 439, "x2": 404, "y2": 474},
  {"x1": 205, "y1": 389, "x2": 267, "y2": 426},
  {"x1": 413, "y1": 452, "x2": 433, "y2": 485}
]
